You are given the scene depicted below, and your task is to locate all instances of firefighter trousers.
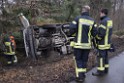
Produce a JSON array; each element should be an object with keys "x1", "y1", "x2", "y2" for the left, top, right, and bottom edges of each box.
[
  {"x1": 74, "y1": 48, "x2": 90, "y2": 78},
  {"x1": 97, "y1": 50, "x2": 109, "y2": 72},
  {"x1": 4, "y1": 55, "x2": 18, "y2": 64}
]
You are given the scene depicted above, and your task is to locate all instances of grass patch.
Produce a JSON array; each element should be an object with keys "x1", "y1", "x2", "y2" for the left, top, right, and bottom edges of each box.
[{"x1": 114, "y1": 30, "x2": 124, "y2": 36}]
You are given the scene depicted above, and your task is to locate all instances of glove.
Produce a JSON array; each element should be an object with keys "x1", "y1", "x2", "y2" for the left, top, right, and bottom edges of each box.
[{"x1": 108, "y1": 44, "x2": 115, "y2": 52}]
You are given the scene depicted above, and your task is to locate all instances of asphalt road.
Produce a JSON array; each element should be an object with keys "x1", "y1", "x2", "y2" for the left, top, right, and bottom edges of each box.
[{"x1": 70, "y1": 52, "x2": 124, "y2": 83}]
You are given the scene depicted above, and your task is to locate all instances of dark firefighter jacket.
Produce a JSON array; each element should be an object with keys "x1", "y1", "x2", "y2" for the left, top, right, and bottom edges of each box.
[
  {"x1": 69, "y1": 12, "x2": 97, "y2": 49},
  {"x1": 96, "y1": 16, "x2": 113, "y2": 50}
]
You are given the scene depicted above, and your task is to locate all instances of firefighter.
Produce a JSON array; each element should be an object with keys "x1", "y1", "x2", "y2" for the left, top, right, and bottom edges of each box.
[
  {"x1": 69, "y1": 5, "x2": 97, "y2": 82},
  {"x1": 3, "y1": 32, "x2": 18, "y2": 65},
  {"x1": 92, "y1": 9, "x2": 113, "y2": 76}
]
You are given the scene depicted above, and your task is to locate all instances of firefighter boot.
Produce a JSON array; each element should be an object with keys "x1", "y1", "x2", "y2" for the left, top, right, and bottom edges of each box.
[
  {"x1": 104, "y1": 68, "x2": 108, "y2": 74},
  {"x1": 13, "y1": 55, "x2": 18, "y2": 64},
  {"x1": 69, "y1": 75, "x2": 85, "y2": 83},
  {"x1": 92, "y1": 71, "x2": 105, "y2": 76},
  {"x1": 75, "y1": 74, "x2": 86, "y2": 83},
  {"x1": 75, "y1": 77, "x2": 85, "y2": 83}
]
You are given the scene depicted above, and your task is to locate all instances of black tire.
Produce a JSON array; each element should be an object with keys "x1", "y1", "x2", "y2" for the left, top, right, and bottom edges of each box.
[{"x1": 41, "y1": 24, "x2": 57, "y2": 29}]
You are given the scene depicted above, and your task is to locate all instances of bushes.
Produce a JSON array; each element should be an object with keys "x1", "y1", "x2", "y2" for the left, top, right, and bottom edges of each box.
[
  {"x1": 34, "y1": 17, "x2": 57, "y2": 25},
  {"x1": 12, "y1": 32, "x2": 24, "y2": 49},
  {"x1": 12, "y1": 32, "x2": 22, "y2": 41}
]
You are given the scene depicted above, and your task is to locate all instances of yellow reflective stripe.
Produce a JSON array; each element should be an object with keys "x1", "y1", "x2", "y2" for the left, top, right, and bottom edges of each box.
[
  {"x1": 72, "y1": 21, "x2": 77, "y2": 25},
  {"x1": 70, "y1": 41, "x2": 75, "y2": 46},
  {"x1": 73, "y1": 42, "x2": 91, "y2": 49},
  {"x1": 100, "y1": 58, "x2": 103, "y2": 69},
  {"x1": 72, "y1": 33, "x2": 76, "y2": 36},
  {"x1": 74, "y1": 43, "x2": 91, "y2": 46},
  {"x1": 103, "y1": 20, "x2": 112, "y2": 49},
  {"x1": 77, "y1": 19, "x2": 82, "y2": 43},
  {"x1": 98, "y1": 44, "x2": 110, "y2": 49},
  {"x1": 74, "y1": 45, "x2": 91, "y2": 49},
  {"x1": 7, "y1": 61, "x2": 12, "y2": 64},
  {"x1": 105, "y1": 64, "x2": 109, "y2": 68},
  {"x1": 79, "y1": 19, "x2": 94, "y2": 25},
  {"x1": 107, "y1": 20, "x2": 113, "y2": 28},
  {"x1": 9, "y1": 45, "x2": 13, "y2": 53},
  {"x1": 73, "y1": 56, "x2": 78, "y2": 77},
  {"x1": 98, "y1": 45, "x2": 110, "y2": 48},
  {"x1": 105, "y1": 27, "x2": 109, "y2": 45},
  {"x1": 105, "y1": 21, "x2": 111, "y2": 46},
  {"x1": 70, "y1": 42, "x2": 92, "y2": 48},
  {"x1": 96, "y1": 35, "x2": 102, "y2": 40},
  {"x1": 77, "y1": 68, "x2": 86, "y2": 72},
  {"x1": 88, "y1": 26, "x2": 92, "y2": 45},
  {"x1": 98, "y1": 47, "x2": 110, "y2": 50},
  {"x1": 4, "y1": 52, "x2": 15, "y2": 55},
  {"x1": 97, "y1": 67, "x2": 105, "y2": 71},
  {"x1": 97, "y1": 58, "x2": 105, "y2": 71},
  {"x1": 99, "y1": 24, "x2": 106, "y2": 29}
]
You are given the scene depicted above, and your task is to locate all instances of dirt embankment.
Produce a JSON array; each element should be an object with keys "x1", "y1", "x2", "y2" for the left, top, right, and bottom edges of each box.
[{"x1": 0, "y1": 35, "x2": 124, "y2": 83}]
